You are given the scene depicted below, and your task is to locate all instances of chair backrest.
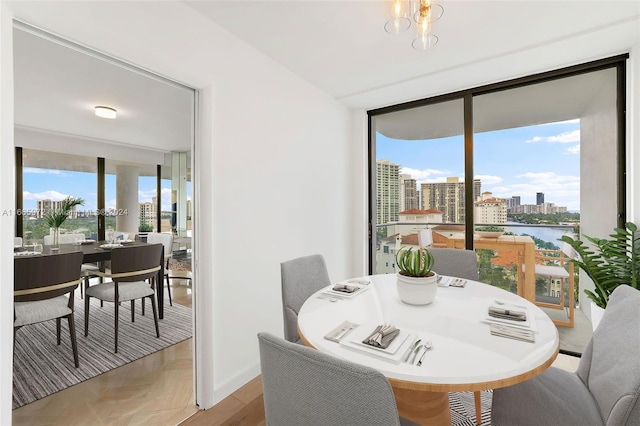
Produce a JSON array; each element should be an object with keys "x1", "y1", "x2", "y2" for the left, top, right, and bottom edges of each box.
[
  {"x1": 145, "y1": 232, "x2": 174, "y2": 258},
  {"x1": 576, "y1": 285, "x2": 640, "y2": 424},
  {"x1": 428, "y1": 247, "x2": 479, "y2": 281},
  {"x1": 109, "y1": 244, "x2": 163, "y2": 283},
  {"x1": 258, "y1": 332, "x2": 402, "y2": 426},
  {"x1": 14, "y1": 251, "x2": 84, "y2": 302},
  {"x1": 43, "y1": 233, "x2": 85, "y2": 245},
  {"x1": 280, "y1": 254, "x2": 331, "y2": 343},
  {"x1": 418, "y1": 229, "x2": 433, "y2": 247},
  {"x1": 14, "y1": 237, "x2": 23, "y2": 247}
]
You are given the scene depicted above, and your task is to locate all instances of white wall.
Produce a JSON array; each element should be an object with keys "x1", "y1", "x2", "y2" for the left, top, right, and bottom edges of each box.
[
  {"x1": 1, "y1": 1, "x2": 639, "y2": 422},
  {"x1": 579, "y1": 69, "x2": 620, "y2": 318},
  {"x1": 5, "y1": 1, "x2": 360, "y2": 413},
  {"x1": 0, "y1": 3, "x2": 14, "y2": 424}
]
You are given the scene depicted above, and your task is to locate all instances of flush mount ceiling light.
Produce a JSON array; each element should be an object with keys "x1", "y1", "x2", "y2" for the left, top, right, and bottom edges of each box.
[
  {"x1": 94, "y1": 106, "x2": 117, "y2": 119},
  {"x1": 384, "y1": 0, "x2": 444, "y2": 50}
]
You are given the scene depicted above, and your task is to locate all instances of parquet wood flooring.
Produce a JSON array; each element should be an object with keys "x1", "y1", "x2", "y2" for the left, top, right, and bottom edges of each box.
[{"x1": 12, "y1": 278, "x2": 197, "y2": 426}]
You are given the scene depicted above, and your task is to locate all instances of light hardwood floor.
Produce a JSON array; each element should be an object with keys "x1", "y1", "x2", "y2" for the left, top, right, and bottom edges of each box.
[
  {"x1": 12, "y1": 279, "x2": 198, "y2": 426},
  {"x1": 13, "y1": 277, "x2": 582, "y2": 426}
]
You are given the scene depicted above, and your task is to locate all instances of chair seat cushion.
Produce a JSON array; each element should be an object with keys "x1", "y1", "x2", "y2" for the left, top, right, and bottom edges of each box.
[
  {"x1": 492, "y1": 366, "x2": 604, "y2": 426},
  {"x1": 85, "y1": 280, "x2": 154, "y2": 302},
  {"x1": 81, "y1": 263, "x2": 100, "y2": 273},
  {"x1": 14, "y1": 296, "x2": 72, "y2": 327},
  {"x1": 523, "y1": 264, "x2": 570, "y2": 278}
]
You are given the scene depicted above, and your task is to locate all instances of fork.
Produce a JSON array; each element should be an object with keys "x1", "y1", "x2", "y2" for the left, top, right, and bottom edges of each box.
[{"x1": 416, "y1": 341, "x2": 433, "y2": 366}]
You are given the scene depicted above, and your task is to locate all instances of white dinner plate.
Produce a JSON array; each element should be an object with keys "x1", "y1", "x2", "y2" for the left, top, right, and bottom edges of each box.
[
  {"x1": 341, "y1": 323, "x2": 413, "y2": 362},
  {"x1": 99, "y1": 243, "x2": 122, "y2": 249},
  {"x1": 321, "y1": 282, "x2": 369, "y2": 299}
]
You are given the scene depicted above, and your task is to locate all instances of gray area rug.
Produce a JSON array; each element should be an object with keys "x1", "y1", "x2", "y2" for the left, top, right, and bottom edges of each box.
[
  {"x1": 450, "y1": 390, "x2": 493, "y2": 426},
  {"x1": 13, "y1": 295, "x2": 192, "y2": 409}
]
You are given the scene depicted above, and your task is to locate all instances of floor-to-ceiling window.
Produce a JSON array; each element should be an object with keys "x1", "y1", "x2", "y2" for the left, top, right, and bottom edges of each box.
[{"x1": 368, "y1": 56, "x2": 626, "y2": 354}]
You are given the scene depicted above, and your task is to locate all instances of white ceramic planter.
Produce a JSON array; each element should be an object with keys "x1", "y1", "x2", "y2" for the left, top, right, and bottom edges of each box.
[
  {"x1": 591, "y1": 301, "x2": 605, "y2": 331},
  {"x1": 396, "y1": 273, "x2": 438, "y2": 305}
]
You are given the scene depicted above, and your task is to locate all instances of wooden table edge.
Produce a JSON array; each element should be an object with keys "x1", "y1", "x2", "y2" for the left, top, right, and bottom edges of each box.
[{"x1": 298, "y1": 327, "x2": 560, "y2": 393}]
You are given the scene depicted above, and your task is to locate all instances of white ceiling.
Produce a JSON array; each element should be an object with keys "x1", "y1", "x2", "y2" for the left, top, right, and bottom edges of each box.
[
  {"x1": 10, "y1": 0, "x2": 640, "y2": 156},
  {"x1": 186, "y1": 0, "x2": 640, "y2": 105},
  {"x1": 13, "y1": 25, "x2": 195, "y2": 154}
]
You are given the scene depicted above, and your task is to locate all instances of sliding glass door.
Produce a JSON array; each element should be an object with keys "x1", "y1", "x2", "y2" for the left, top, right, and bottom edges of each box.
[{"x1": 368, "y1": 56, "x2": 626, "y2": 355}]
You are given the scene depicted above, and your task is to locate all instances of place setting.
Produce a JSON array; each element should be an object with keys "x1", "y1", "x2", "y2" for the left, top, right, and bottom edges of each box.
[
  {"x1": 317, "y1": 280, "x2": 370, "y2": 301},
  {"x1": 331, "y1": 321, "x2": 420, "y2": 362},
  {"x1": 484, "y1": 299, "x2": 536, "y2": 342}
]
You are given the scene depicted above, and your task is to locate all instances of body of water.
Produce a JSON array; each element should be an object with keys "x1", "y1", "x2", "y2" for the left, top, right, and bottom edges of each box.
[{"x1": 505, "y1": 222, "x2": 574, "y2": 246}]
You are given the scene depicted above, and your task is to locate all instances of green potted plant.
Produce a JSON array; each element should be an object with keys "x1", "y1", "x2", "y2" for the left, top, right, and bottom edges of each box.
[
  {"x1": 43, "y1": 196, "x2": 84, "y2": 248},
  {"x1": 395, "y1": 246, "x2": 437, "y2": 305},
  {"x1": 475, "y1": 225, "x2": 505, "y2": 238},
  {"x1": 560, "y1": 222, "x2": 640, "y2": 328}
]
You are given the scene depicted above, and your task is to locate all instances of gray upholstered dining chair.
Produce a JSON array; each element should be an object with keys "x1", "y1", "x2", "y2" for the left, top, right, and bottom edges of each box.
[
  {"x1": 146, "y1": 232, "x2": 176, "y2": 306},
  {"x1": 280, "y1": 254, "x2": 331, "y2": 344},
  {"x1": 427, "y1": 247, "x2": 481, "y2": 423},
  {"x1": 492, "y1": 285, "x2": 640, "y2": 426},
  {"x1": 14, "y1": 251, "x2": 84, "y2": 367},
  {"x1": 84, "y1": 244, "x2": 163, "y2": 353},
  {"x1": 428, "y1": 247, "x2": 479, "y2": 281},
  {"x1": 258, "y1": 332, "x2": 418, "y2": 426}
]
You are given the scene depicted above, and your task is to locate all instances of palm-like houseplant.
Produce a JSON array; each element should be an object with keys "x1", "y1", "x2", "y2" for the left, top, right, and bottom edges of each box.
[
  {"x1": 560, "y1": 222, "x2": 639, "y2": 309},
  {"x1": 395, "y1": 246, "x2": 437, "y2": 305},
  {"x1": 43, "y1": 196, "x2": 85, "y2": 245}
]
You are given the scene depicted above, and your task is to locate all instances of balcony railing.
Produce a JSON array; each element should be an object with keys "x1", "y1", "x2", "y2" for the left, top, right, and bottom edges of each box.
[{"x1": 375, "y1": 221, "x2": 588, "y2": 354}]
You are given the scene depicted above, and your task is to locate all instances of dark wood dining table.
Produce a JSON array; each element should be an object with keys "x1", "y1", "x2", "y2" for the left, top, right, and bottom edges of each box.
[{"x1": 36, "y1": 241, "x2": 166, "y2": 318}]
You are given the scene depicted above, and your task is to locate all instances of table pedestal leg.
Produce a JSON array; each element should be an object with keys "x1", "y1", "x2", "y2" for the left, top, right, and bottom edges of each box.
[{"x1": 392, "y1": 387, "x2": 452, "y2": 425}]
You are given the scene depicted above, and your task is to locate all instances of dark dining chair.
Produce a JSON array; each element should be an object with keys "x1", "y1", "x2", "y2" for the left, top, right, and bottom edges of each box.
[
  {"x1": 258, "y1": 332, "x2": 418, "y2": 426},
  {"x1": 84, "y1": 244, "x2": 163, "y2": 353},
  {"x1": 492, "y1": 284, "x2": 640, "y2": 426},
  {"x1": 14, "y1": 251, "x2": 84, "y2": 367},
  {"x1": 280, "y1": 254, "x2": 331, "y2": 344}
]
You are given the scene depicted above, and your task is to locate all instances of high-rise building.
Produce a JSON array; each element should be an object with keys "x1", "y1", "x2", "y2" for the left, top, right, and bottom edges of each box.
[
  {"x1": 421, "y1": 177, "x2": 480, "y2": 223},
  {"x1": 399, "y1": 174, "x2": 418, "y2": 212},
  {"x1": 475, "y1": 192, "x2": 507, "y2": 224},
  {"x1": 376, "y1": 159, "x2": 400, "y2": 225},
  {"x1": 536, "y1": 192, "x2": 544, "y2": 205},
  {"x1": 139, "y1": 201, "x2": 156, "y2": 226},
  {"x1": 36, "y1": 199, "x2": 79, "y2": 219}
]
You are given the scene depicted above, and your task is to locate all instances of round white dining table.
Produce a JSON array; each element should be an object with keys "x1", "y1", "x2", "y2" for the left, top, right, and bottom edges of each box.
[{"x1": 297, "y1": 274, "x2": 559, "y2": 426}]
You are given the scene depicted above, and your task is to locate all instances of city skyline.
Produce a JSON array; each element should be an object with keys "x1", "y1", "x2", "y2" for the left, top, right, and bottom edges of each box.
[
  {"x1": 376, "y1": 119, "x2": 580, "y2": 211},
  {"x1": 22, "y1": 168, "x2": 191, "y2": 213}
]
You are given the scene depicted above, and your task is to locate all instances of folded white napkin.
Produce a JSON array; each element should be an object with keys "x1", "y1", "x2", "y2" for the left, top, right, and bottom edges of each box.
[
  {"x1": 488, "y1": 305, "x2": 527, "y2": 321},
  {"x1": 362, "y1": 324, "x2": 400, "y2": 349}
]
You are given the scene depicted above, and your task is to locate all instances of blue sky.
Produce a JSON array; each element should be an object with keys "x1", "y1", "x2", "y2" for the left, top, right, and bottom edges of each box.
[
  {"x1": 377, "y1": 119, "x2": 580, "y2": 211},
  {"x1": 22, "y1": 171, "x2": 190, "y2": 213}
]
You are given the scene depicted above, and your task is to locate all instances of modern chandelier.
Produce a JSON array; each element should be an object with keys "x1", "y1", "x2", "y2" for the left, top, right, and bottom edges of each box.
[{"x1": 384, "y1": 0, "x2": 444, "y2": 50}]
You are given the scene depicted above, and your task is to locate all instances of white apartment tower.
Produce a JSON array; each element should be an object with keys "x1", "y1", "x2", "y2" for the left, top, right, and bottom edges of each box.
[
  {"x1": 376, "y1": 160, "x2": 400, "y2": 225},
  {"x1": 474, "y1": 192, "x2": 507, "y2": 224}
]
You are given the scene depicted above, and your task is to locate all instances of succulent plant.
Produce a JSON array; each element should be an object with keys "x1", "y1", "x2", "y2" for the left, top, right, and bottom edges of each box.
[{"x1": 396, "y1": 246, "x2": 435, "y2": 278}]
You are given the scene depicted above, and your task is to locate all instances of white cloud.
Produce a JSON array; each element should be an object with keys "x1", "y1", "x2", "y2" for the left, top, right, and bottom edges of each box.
[
  {"x1": 23, "y1": 190, "x2": 72, "y2": 201},
  {"x1": 526, "y1": 130, "x2": 580, "y2": 144},
  {"x1": 566, "y1": 144, "x2": 580, "y2": 155},
  {"x1": 487, "y1": 171, "x2": 580, "y2": 210},
  {"x1": 400, "y1": 167, "x2": 450, "y2": 181},
  {"x1": 474, "y1": 174, "x2": 502, "y2": 185}
]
